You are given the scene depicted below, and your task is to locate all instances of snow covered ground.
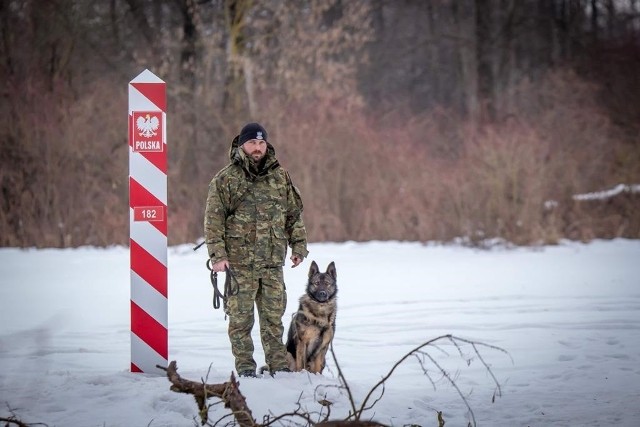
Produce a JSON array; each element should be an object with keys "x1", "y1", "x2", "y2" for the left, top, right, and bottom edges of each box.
[{"x1": 1, "y1": 239, "x2": 639, "y2": 426}]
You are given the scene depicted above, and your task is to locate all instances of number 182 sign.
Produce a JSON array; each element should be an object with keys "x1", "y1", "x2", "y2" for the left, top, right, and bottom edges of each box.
[{"x1": 133, "y1": 206, "x2": 164, "y2": 222}]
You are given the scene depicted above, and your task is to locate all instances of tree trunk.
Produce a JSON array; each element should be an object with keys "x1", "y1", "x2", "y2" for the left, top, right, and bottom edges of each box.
[
  {"x1": 223, "y1": 0, "x2": 252, "y2": 117},
  {"x1": 453, "y1": 0, "x2": 478, "y2": 120},
  {"x1": 475, "y1": 0, "x2": 496, "y2": 121}
]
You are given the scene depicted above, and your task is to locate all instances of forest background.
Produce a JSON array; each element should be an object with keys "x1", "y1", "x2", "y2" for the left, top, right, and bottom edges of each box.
[{"x1": 1, "y1": 0, "x2": 639, "y2": 248}]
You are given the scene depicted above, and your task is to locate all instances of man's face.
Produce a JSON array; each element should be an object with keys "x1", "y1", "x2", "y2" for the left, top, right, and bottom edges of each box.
[{"x1": 241, "y1": 139, "x2": 267, "y2": 162}]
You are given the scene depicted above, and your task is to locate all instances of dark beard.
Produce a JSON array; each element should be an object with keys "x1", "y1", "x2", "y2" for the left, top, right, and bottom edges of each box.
[{"x1": 249, "y1": 155, "x2": 267, "y2": 173}]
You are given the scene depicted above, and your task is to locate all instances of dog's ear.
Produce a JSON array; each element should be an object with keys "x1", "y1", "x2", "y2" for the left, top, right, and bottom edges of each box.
[
  {"x1": 309, "y1": 260, "x2": 319, "y2": 278},
  {"x1": 326, "y1": 261, "x2": 336, "y2": 280}
]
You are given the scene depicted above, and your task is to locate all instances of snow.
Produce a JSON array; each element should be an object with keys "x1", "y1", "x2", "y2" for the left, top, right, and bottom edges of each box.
[
  {"x1": 572, "y1": 183, "x2": 640, "y2": 201},
  {"x1": 1, "y1": 239, "x2": 639, "y2": 426}
]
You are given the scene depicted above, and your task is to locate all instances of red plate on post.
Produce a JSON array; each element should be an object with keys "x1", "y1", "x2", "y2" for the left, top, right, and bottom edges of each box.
[{"x1": 133, "y1": 206, "x2": 164, "y2": 222}]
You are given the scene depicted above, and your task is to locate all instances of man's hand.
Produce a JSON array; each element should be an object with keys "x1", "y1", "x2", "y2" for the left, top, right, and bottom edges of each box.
[
  {"x1": 290, "y1": 254, "x2": 303, "y2": 268},
  {"x1": 212, "y1": 259, "x2": 229, "y2": 272}
]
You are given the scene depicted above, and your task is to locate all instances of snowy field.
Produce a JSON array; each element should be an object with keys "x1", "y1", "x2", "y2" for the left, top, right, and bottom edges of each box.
[{"x1": 1, "y1": 239, "x2": 639, "y2": 426}]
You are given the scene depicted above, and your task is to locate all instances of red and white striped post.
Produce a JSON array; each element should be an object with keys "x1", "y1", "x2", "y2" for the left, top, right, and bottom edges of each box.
[{"x1": 128, "y1": 69, "x2": 167, "y2": 374}]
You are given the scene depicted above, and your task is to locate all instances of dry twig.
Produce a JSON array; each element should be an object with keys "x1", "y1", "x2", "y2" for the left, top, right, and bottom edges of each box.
[{"x1": 157, "y1": 361, "x2": 257, "y2": 426}]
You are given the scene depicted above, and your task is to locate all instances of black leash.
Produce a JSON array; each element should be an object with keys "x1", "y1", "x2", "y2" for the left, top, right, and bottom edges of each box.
[{"x1": 206, "y1": 259, "x2": 239, "y2": 310}]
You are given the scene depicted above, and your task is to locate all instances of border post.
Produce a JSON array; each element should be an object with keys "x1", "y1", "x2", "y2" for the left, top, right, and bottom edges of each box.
[{"x1": 128, "y1": 69, "x2": 168, "y2": 374}]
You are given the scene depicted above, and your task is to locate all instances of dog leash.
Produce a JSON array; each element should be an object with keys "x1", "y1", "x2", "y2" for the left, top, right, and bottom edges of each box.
[{"x1": 206, "y1": 260, "x2": 239, "y2": 310}]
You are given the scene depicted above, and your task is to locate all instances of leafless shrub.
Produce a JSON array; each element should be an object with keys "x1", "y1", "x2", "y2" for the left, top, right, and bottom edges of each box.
[
  {"x1": 2, "y1": 58, "x2": 638, "y2": 246},
  {"x1": 436, "y1": 121, "x2": 556, "y2": 245},
  {"x1": 160, "y1": 335, "x2": 508, "y2": 427},
  {"x1": 330, "y1": 335, "x2": 508, "y2": 426},
  {"x1": 429, "y1": 70, "x2": 640, "y2": 245}
]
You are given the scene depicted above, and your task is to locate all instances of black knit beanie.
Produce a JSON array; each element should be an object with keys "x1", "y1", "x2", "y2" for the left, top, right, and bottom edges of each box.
[{"x1": 238, "y1": 122, "x2": 268, "y2": 146}]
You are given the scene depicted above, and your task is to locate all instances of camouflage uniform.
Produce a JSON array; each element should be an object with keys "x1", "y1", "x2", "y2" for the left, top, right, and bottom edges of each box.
[{"x1": 204, "y1": 135, "x2": 308, "y2": 373}]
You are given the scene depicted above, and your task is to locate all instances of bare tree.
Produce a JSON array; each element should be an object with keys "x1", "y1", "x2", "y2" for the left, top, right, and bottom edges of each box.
[
  {"x1": 1, "y1": 0, "x2": 639, "y2": 247},
  {"x1": 222, "y1": 0, "x2": 253, "y2": 116}
]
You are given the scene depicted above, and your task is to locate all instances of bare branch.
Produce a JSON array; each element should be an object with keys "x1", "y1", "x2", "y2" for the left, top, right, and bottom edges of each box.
[
  {"x1": 0, "y1": 404, "x2": 48, "y2": 427},
  {"x1": 356, "y1": 334, "x2": 454, "y2": 413},
  {"x1": 424, "y1": 352, "x2": 477, "y2": 426},
  {"x1": 354, "y1": 335, "x2": 508, "y2": 427},
  {"x1": 160, "y1": 335, "x2": 507, "y2": 426},
  {"x1": 157, "y1": 361, "x2": 257, "y2": 427},
  {"x1": 329, "y1": 343, "x2": 358, "y2": 417}
]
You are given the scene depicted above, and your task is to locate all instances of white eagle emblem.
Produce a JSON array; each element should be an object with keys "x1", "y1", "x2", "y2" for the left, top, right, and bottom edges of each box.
[
  {"x1": 256, "y1": 131, "x2": 263, "y2": 140},
  {"x1": 136, "y1": 114, "x2": 160, "y2": 138}
]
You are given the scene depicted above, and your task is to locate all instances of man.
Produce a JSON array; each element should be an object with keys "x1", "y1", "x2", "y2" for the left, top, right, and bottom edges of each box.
[{"x1": 204, "y1": 122, "x2": 309, "y2": 377}]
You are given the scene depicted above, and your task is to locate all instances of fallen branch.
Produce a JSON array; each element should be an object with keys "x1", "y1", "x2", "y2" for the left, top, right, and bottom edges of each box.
[
  {"x1": 160, "y1": 334, "x2": 508, "y2": 426},
  {"x1": 157, "y1": 361, "x2": 257, "y2": 426},
  {"x1": 0, "y1": 404, "x2": 48, "y2": 427},
  {"x1": 0, "y1": 417, "x2": 31, "y2": 427},
  {"x1": 160, "y1": 362, "x2": 388, "y2": 426}
]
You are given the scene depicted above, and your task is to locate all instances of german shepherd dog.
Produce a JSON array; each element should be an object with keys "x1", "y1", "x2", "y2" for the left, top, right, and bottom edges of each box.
[{"x1": 285, "y1": 261, "x2": 337, "y2": 374}]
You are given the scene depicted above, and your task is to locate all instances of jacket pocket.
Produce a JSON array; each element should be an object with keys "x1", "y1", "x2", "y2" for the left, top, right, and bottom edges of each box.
[
  {"x1": 225, "y1": 224, "x2": 247, "y2": 263},
  {"x1": 269, "y1": 226, "x2": 288, "y2": 265}
]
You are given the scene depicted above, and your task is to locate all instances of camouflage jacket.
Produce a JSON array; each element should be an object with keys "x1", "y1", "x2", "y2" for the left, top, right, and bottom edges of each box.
[{"x1": 204, "y1": 136, "x2": 309, "y2": 268}]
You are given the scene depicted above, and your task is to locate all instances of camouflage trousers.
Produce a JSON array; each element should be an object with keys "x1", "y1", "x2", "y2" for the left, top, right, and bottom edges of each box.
[{"x1": 225, "y1": 266, "x2": 289, "y2": 373}]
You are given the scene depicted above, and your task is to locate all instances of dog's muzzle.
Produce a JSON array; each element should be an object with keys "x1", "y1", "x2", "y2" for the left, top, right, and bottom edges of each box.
[{"x1": 315, "y1": 290, "x2": 329, "y2": 302}]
